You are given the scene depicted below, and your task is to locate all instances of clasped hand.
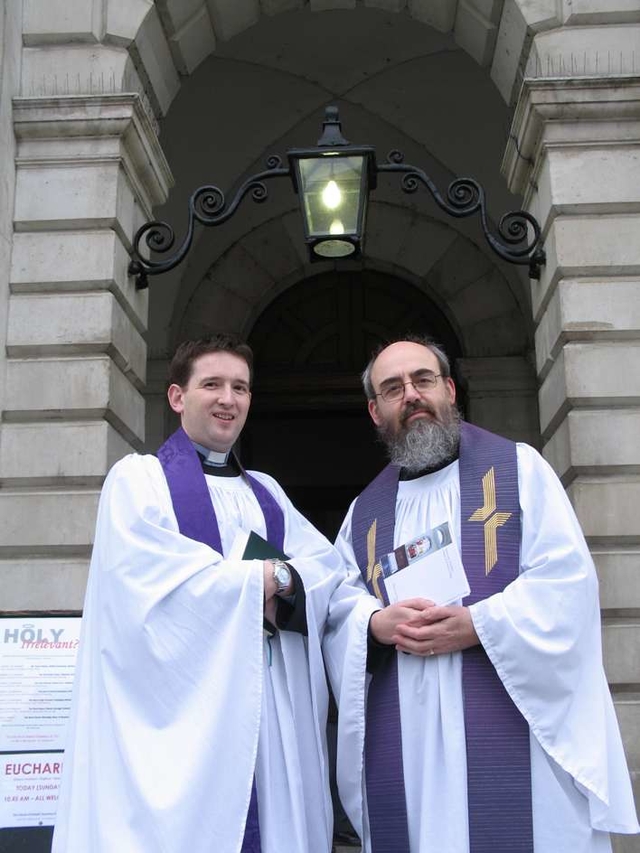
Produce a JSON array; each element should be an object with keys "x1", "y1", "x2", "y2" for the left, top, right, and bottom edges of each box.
[{"x1": 370, "y1": 598, "x2": 479, "y2": 657}]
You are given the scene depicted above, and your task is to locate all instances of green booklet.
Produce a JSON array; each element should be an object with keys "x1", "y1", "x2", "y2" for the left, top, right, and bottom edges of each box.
[
  {"x1": 232, "y1": 529, "x2": 289, "y2": 563},
  {"x1": 228, "y1": 530, "x2": 290, "y2": 636}
]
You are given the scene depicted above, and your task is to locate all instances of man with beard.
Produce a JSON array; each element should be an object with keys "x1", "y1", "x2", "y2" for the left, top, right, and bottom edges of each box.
[{"x1": 323, "y1": 336, "x2": 638, "y2": 853}]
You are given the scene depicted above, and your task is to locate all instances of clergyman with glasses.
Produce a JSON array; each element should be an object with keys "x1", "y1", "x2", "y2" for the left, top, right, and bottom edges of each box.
[{"x1": 323, "y1": 335, "x2": 639, "y2": 853}]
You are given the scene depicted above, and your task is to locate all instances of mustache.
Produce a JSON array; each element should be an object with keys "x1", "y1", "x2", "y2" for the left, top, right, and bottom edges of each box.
[{"x1": 400, "y1": 401, "x2": 437, "y2": 426}]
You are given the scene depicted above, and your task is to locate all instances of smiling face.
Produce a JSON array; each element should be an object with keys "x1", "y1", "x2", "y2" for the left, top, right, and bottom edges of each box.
[
  {"x1": 367, "y1": 341, "x2": 456, "y2": 437},
  {"x1": 167, "y1": 351, "x2": 252, "y2": 452}
]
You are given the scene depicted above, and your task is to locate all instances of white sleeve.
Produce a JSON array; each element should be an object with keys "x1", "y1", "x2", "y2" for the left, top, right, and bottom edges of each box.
[{"x1": 470, "y1": 444, "x2": 639, "y2": 833}]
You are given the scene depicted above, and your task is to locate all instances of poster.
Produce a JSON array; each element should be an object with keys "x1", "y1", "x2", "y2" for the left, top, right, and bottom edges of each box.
[
  {"x1": 0, "y1": 615, "x2": 81, "y2": 831},
  {"x1": 0, "y1": 753, "x2": 63, "y2": 829},
  {"x1": 0, "y1": 617, "x2": 81, "y2": 752}
]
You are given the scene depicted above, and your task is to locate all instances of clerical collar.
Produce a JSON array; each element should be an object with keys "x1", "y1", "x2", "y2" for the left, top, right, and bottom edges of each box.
[
  {"x1": 191, "y1": 441, "x2": 230, "y2": 467},
  {"x1": 399, "y1": 451, "x2": 459, "y2": 481}
]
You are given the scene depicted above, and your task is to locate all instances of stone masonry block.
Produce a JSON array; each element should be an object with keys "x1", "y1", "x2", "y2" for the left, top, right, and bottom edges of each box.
[
  {"x1": 568, "y1": 476, "x2": 640, "y2": 540},
  {"x1": 9, "y1": 231, "x2": 148, "y2": 329},
  {"x1": 533, "y1": 215, "x2": 640, "y2": 324},
  {"x1": 7, "y1": 292, "x2": 147, "y2": 384},
  {"x1": 614, "y1": 697, "x2": 640, "y2": 767},
  {"x1": 0, "y1": 421, "x2": 134, "y2": 483},
  {"x1": 0, "y1": 490, "x2": 100, "y2": 551},
  {"x1": 4, "y1": 356, "x2": 144, "y2": 445},
  {"x1": 206, "y1": 0, "x2": 260, "y2": 41},
  {"x1": 106, "y1": 0, "x2": 157, "y2": 44},
  {"x1": 491, "y1": 0, "x2": 560, "y2": 104},
  {"x1": 535, "y1": 279, "x2": 640, "y2": 378},
  {"x1": 539, "y1": 343, "x2": 640, "y2": 437},
  {"x1": 543, "y1": 409, "x2": 640, "y2": 481},
  {"x1": 564, "y1": 0, "x2": 640, "y2": 26},
  {"x1": 23, "y1": 0, "x2": 102, "y2": 44},
  {"x1": 20, "y1": 45, "x2": 129, "y2": 99},
  {"x1": 536, "y1": 148, "x2": 640, "y2": 228},
  {"x1": 169, "y1": 7, "x2": 217, "y2": 75},
  {"x1": 593, "y1": 549, "x2": 640, "y2": 611},
  {"x1": 0, "y1": 559, "x2": 89, "y2": 611},
  {"x1": 134, "y1": 4, "x2": 180, "y2": 115},
  {"x1": 11, "y1": 230, "x2": 119, "y2": 288},
  {"x1": 563, "y1": 0, "x2": 640, "y2": 25},
  {"x1": 454, "y1": 0, "x2": 498, "y2": 67},
  {"x1": 603, "y1": 621, "x2": 640, "y2": 685},
  {"x1": 14, "y1": 160, "x2": 138, "y2": 238},
  {"x1": 529, "y1": 24, "x2": 640, "y2": 77}
]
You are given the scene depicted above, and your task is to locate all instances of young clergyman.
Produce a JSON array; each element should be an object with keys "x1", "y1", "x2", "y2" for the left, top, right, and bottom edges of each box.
[
  {"x1": 52, "y1": 334, "x2": 371, "y2": 853},
  {"x1": 324, "y1": 336, "x2": 639, "y2": 853}
]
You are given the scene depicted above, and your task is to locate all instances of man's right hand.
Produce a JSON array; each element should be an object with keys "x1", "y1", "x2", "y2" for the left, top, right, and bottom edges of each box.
[{"x1": 369, "y1": 598, "x2": 434, "y2": 645}]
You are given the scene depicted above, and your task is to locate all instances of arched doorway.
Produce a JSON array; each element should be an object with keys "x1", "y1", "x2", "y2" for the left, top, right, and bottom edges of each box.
[{"x1": 243, "y1": 268, "x2": 461, "y2": 539}]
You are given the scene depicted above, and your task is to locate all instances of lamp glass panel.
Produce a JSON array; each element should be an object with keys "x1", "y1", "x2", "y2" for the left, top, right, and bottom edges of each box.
[{"x1": 297, "y1": 155, "x2": 365, "y2": 238}]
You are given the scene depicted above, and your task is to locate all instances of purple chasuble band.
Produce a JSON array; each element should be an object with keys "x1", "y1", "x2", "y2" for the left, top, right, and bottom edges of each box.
[
  {"x1": 459, "y1": 423, "x2": 533, "y2": 853},
  {"x1": 352, "y1": 464, "x2": 409, "y2": 853},
  {"x1": 158, "y1": 427, "x2": 285, "y2": 853},
  {"x1": 351, "y1": 422, "x2": 533, "y2": 853}
]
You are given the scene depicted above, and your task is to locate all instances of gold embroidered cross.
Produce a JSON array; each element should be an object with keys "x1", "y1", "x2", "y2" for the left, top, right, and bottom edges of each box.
[
  {"x1": 366, "y1": 519, "x2": 385, "y2": 602},
  {"x1": 468, "y1": 467, "x2": 511, "y2": 575}
]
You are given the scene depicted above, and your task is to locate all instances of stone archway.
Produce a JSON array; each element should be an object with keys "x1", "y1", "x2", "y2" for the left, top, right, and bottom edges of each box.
[{"x1": 242, "y1": 268, "x2": 462, "y2": 538}]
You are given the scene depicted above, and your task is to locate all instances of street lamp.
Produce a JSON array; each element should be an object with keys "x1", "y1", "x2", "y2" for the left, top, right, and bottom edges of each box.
[
  {"x1": 128, "y1": 106, "x2": 545, "y2": 289},
  {"x1": 287, "y1": 107, "x2": 376, "y2": 259}
]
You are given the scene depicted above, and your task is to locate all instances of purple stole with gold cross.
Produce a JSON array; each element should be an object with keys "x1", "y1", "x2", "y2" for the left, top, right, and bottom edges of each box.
[
  {"x1": 351, "y1": 422, "x2": 533, "y2": 853},
  {"x1": 158, "y1": 426, "x2": 285, "y2": 853}
]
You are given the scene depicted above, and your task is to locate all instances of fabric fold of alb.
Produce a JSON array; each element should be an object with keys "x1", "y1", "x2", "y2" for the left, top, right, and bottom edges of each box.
[{"x1": 158, "y1": 427, "x2": 285, "y2": 852}]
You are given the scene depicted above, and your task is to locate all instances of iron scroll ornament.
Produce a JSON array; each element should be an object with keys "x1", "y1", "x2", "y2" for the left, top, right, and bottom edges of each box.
[
  {"x1": 378, "y1": 151, "x2": 545, "y2": 279},
  {"x1": 128, "y1": 152, "x2": 545, "y2": 289},
  {"x1": 128, "y1": 156, "x2": 290, "y2": 290}
]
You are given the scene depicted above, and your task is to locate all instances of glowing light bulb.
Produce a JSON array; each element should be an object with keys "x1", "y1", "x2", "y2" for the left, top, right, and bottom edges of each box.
[
  {"x1": 329, "y1": 219, "x2": 345, "y2": 235},
  {"x1": 322, "y1": 180, "x2": 342, "y2": 210}
]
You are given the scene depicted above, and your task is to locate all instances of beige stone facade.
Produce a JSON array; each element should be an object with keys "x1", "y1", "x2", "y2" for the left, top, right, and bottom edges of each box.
[{"x1": 0, "y1": 1, "x2": 638, "y2": 846}]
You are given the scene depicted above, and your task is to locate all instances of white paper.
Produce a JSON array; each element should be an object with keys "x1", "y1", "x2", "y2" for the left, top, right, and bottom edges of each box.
[{"x1": 381, "y1": 523, "x2": 470, "y2": 605}]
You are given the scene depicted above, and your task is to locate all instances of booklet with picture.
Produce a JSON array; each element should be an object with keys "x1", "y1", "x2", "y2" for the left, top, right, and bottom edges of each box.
[{"x1": 380, "y1": 522, "x2": 470, "y2": 605}]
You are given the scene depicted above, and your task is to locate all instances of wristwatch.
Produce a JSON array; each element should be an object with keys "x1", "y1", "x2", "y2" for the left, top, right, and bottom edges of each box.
[{"x1": 271, "y1": 559, "x2": 292, "y2": 595}]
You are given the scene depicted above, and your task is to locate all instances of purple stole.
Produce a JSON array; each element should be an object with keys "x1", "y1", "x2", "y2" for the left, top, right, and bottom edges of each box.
[
  {"x1": 351, "y1": 422, "x2": 533, "y2": 853},
  {"x1": 157, "y1": 427, "x2": 285, "y2": 853}
]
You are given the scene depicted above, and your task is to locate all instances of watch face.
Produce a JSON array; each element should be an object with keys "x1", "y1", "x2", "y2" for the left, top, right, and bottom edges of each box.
[{"x1": 274, "y1": 562, "x2": 291, "y2": 591}]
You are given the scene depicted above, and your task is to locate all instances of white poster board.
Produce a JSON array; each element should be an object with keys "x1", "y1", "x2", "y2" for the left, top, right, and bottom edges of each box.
[{"x1": 0, "y1": 616, "x2": 81, "y2": 829}]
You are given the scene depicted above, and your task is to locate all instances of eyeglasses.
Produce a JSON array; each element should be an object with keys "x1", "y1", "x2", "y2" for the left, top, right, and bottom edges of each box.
[{"x1": 375, "y1": 374, "x2": 443, "y2": 403}]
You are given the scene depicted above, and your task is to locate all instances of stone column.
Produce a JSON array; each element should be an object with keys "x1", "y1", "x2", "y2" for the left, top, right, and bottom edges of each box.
[
  {"x1": 0, "y1": 94, "x2": 172, "y2": 610},
  {"x1": 504, "y1": 76, "x2": 640, "y2": 847}
]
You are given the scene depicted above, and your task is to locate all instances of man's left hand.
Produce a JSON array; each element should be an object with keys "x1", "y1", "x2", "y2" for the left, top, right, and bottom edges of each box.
[{"x1": 392, "y1": 605, "x2": 479, "y2": 656}]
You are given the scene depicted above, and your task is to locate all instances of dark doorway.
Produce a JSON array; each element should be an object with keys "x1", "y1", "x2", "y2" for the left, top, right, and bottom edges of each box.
[{"x1": 244, "y1": 269, "x2": 462, "y2": 539}]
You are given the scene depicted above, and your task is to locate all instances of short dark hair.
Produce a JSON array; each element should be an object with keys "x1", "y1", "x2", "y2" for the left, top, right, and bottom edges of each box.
[
  {"x1": 361, "y1": 334, "x2": 452, "y2": 400},
  {"x1": 168, "y1": 334, "x2": 254, "y2": 388}
]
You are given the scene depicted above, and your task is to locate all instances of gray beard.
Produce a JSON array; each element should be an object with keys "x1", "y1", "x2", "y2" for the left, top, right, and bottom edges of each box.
[{"x1": 379, "y1": 408, "x2": 461, "y2": 473}]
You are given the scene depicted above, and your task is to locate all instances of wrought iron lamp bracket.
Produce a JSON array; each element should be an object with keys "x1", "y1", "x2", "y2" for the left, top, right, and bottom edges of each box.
[
  {"x1": 128, "y1": 156, "x2": 290, "y2": 290},
  {"x1": 377, "y1": 150, "x2": 546, "y2": 280},
  {"x1": 128, "y1": 131, "x2": 546, "y2": 289}
]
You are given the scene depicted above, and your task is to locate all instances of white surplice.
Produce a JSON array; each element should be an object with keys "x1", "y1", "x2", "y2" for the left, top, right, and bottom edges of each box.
[
  {"x1": 324, "y1": 443, "x2": 639, "y2": 853},
  {"x1": 52, "y1": 454, "x2": 348, "y2": 853}
]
